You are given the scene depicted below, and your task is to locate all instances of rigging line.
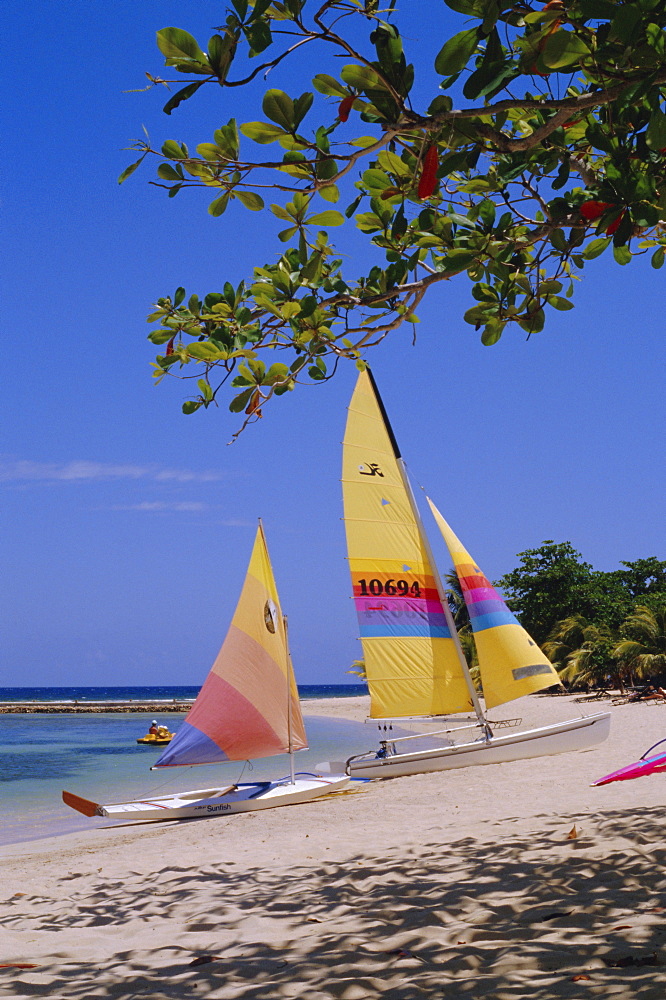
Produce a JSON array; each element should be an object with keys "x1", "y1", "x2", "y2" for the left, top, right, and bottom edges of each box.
[{"x1": 142, "y1": 764, "x2": 203, "y2": 797}]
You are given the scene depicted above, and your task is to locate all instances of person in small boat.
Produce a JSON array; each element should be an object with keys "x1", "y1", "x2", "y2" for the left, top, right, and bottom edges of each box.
[{"x1": 149, "y1": 720, "x2": 159, "y2": 735}]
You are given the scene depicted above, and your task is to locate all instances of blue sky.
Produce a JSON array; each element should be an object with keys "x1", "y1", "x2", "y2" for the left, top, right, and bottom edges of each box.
[{"x1": 2, "y1": 2, "x2": 664, "y2": 688}]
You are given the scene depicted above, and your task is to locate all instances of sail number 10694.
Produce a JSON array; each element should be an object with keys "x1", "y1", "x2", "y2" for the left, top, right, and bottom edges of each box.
[{"x1": 358, "y1": 578, "x2": 421, "y2": 598}]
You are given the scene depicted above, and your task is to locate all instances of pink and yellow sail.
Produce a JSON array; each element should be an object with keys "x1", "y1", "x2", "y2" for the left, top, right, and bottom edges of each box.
[
  {"x1": 427, "y1": 499, "x2": 561, "y2": 709},
  {"x1": 342, "y1": 370, "x2": 472, "y2": 719},
  {"x1": 154, "y1": 523, "x2": 307, "y2": 768}
]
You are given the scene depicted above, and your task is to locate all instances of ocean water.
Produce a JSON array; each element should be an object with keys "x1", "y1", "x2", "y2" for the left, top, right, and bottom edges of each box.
[
  {"x1": 0, "y1": 684, "x2": 368, "y2": 704},
  {"x1": 0, "y1": 686, "x2": 373, "y2": 847}
]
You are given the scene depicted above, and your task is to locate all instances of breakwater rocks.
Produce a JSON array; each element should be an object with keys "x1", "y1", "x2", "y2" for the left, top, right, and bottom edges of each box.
[{"x1": 0, "y1": 702, "x2": 193, "y2": 714}]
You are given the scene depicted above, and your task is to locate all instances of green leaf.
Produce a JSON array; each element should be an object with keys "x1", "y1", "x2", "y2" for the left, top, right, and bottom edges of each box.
[
  {"x1": 118, "y1": 154, "x2": 146, "y2": 184},
  {"x1": 229, "y1": 388, "x2": 254, "y2": 413},
  {"x1": 271, "y1": 203, "x2": 295, "y2": 222},
  {"x1": 162, "y1": 139, "x2": 187, "y2": 159},
  {"x1": 163, "y1": 81, "x2": 205, "y2": 115},
  {"x1": 266, "y1": 363, "x2": 291, "y2": 385},
  {"x1": 541, "y1": 30, "x2": 590, "y2": 70},
  {"x1": 312, "y1": 74, "x2": 348, "y2": 98},
  {"x1": 435, "y1": 28, "x2": 479, "y2": 76},
  {"x1": 157, "y1": 27, "x2": 208, "y2": 65},
  {"x1": 481, "y1": 321, "x2": 503, "y2": 346},
  {"x1": 340, "y1": 64, "x2": 385, "y2": 92},
  {"x1": 236, "y1": 191, "x2": 265, "y2": 211},
  {"x1": 187, "y1": 342, "x2": 225, "y2": 360},
  {"x1": 612, "y1": 244, "x2": 632, "y2": 265},
  {"x1": 378, "y1": 150, "x2": 408, "y2": 176},
  {"x1": 174, "y1": 287, "x2": 186, "y2": 307},
  {"x1": 280, "y1": 302, "x2": 301, "y2": 318},
  {"x1": 157, "y1": 162, "x2": 183, "y2": 181},
  {"x1": 549, "y1": 229, "x2": 567, "y2": 252},
  {"x1": 198, "y1": 378, "x2": 213, "y2": 402},
  {"x1": 182, "y1": 400, "x2": 203, "y2": 415},
  {"x1": 196, "y1": 143, "x2": 223, "y2": 161},
  {"x1": 262, "y1": 89, "x2": 295, "y2": 130},
  {"x1": 547, "y1": 296, "x2": 575, "y2": 311},
  {"x1": 318, "y1": 184, "x2": 340, "y2": 203},
  {"x1": 646, "y1": 110, "x2": 666, "y2": 150},
  {"x1": 293, "y1": 92, "x2": 313, "y2": 129},
  {"x1": 477, "y1": 199, "x2": 496, "y2": 228},
  {"x1": 651, "y1": 246, "x2": 665, "y2": 270},
  {"x1": 307, "y1": 211, "x2": 345, "y2": 226},
  {"x1": 361, "y1": 168, "x2": 392, "y2": 190},
  {"x1": 240, "y1": 121, "x2": 287, "y2": 144},
  {"x1": 578, "y1": 0, "x2": 616, "y2": 16},
  {"x1": 208, "y1": 193, "x2": 230, "y2": 217},
  {"x1": 278, "y1": 226, "x2": 299, "y2": 242},
  {"x1": 439, "y1": 249, "x2": 477, "y2": 271},
  {"x1": 443, "y1": 0, "x2": 487, "y2": 14},
  {"x1": 583, "y1": 237, "x2": 611, "y2": 260}
]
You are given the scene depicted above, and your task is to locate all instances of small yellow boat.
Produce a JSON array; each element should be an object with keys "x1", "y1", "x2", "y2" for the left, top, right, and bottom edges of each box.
[{"x1": 136, "y1": 727, "x2": 174, "y2": 746}]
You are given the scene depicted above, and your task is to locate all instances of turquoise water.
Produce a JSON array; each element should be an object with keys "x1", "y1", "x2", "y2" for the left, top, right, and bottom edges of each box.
[
  {"x1": 0, "y1": 684, "x2": 368, "y2": 704},
  {"x1": 0, "y1": 711, "x2": 378, "y2": 847}
]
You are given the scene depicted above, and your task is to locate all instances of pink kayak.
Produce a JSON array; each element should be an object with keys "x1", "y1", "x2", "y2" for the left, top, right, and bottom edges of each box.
[{"x1": 592, "y1": 738, "x2": 666, "y2": 786}]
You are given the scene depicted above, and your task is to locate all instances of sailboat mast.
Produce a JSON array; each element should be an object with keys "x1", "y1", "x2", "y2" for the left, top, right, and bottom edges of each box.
[
  {"x1": 364, "y1": 369, "x2": 487, "y2": 729},
  {"x1": 284, "y1": 613, "x2": 296, "y2": 786},
  {"x1": 397, "y1": 458, "x2": 488, "y2": 730}
]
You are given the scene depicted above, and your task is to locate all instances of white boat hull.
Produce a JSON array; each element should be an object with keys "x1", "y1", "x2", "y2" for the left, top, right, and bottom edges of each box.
[
  {"x1": 339, "y1": 713, "x2": 611, "y2": 780},
  {"x1": 63, "y1": 774, "x2": 349, "y2": 821}
]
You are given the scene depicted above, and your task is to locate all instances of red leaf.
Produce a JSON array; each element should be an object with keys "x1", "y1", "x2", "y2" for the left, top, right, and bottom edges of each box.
[
  {"x1": 165, "y1": 336, "x2": 175, "y2": 356},
  {"x1": 338, "y1": 96, "x2": 355, "y2": 122},
  {"x1": 245, "y1": 389, "x2": 263, "y2": 417},
  {"x1": 417, "y1": 145, "x2": 439, "y2": 200},
  {"x1": 580, "y1": 200, "x2": 613, "y2": 221},
  {"x1": 606, "y1": 210, "x2": 626, "y2": 236}
]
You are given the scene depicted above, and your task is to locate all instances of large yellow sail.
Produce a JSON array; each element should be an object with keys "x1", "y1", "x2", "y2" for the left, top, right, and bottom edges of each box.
[
  {"x1": 342, "y1": 371, "x2": 471, "y2": 719},
  {"x1": 427, "y1": 499, "x2": 561, "y2": 709}
]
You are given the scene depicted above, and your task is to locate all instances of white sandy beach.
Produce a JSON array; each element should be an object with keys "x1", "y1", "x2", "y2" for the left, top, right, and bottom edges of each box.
[{"x1": 2, "y1": 693, "x2": 666, "y2": 998}]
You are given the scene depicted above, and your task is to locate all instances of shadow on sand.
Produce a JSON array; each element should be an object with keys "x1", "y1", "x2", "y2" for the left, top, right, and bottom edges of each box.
[{"x1": 3, "y1": 805, "x2": 666, "y2": 999}]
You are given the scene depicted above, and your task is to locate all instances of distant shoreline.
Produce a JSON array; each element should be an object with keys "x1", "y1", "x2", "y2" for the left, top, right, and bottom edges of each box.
[
  {"x1": 0, "y1": 686, "x2": 369, "y2": 714},
  {"x1": 0, "y1": 701, "x2": 194, "y2": 714}
]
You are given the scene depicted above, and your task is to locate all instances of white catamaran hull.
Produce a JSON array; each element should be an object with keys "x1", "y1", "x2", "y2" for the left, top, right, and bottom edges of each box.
[
  {"x1": 63, "y1": 774, "x2": 349, "y2": 822},
  {"x1": 335, "y1": 712, "x2": 611, "y2": 780}
]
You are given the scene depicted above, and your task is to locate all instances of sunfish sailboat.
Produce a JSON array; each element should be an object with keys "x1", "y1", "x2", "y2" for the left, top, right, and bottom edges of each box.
[
  {"x1": 63, "y1": 523, "x2": 348, "y2": 821},
  {"x1": 329, "y1": 370, "x2": 610, "y2": 780},
  {"x1": 592, "y1": 738, "x2": 666, "y2": 786}
]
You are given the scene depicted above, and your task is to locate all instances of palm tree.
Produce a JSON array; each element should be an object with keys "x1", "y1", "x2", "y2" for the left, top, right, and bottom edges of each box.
[
  {"x1": 346, "y1": 659, "x2": 367, "y2": 681},
  {"x1": 543, "y1": 615, "x2": 616, "y2": 690},
  {"x1": 613, "y1": 605, "x2": 666, "y2": 684},
  {"x1": 444, "y1": 570, "x2": 469, "y2": 630}
]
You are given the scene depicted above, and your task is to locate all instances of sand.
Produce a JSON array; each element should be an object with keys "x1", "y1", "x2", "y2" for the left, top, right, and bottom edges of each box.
[{"x1": 2, "y1": 693, "x2": 666, "y2": 998}]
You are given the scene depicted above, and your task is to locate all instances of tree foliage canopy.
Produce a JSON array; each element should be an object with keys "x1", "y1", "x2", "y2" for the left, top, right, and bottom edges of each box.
[
  {"x1": 496, "y1": 541, "x2": 666, "y2": 644},
  {"x1": 121, "y1": 0, "x2": 666, "y2": 429}
]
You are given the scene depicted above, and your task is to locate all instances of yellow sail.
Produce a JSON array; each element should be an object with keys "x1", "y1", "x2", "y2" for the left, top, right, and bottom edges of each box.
[
  {"x1": 342, "y1": 371, "x2": 471, "y2": 719},
  {"x1": 427, "y1": 499, "x2": 561, "y2": 709},
  {"x1": 155, "y1": 523, "x2": 307, "y2": 766}
]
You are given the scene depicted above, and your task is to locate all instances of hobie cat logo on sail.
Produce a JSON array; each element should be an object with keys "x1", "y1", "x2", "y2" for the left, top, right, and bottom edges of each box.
[
  {"x1": 263, "y1": 599, "x2": 277, "y2": 634},
  {"x1": 358, "y1": 462, "x2": 383, "y2": 477}
]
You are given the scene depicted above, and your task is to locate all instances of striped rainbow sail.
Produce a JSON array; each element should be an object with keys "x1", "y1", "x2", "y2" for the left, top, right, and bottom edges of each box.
[
  {"x1": 154, "y1": 524, "x2": 307, "y2": 768},
  {"x1": 427, "y1": 498, "x2": 561, "y2": 710},
  {"x1": 342, "y1": 371, "x2": 472, "y2": 719}
]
